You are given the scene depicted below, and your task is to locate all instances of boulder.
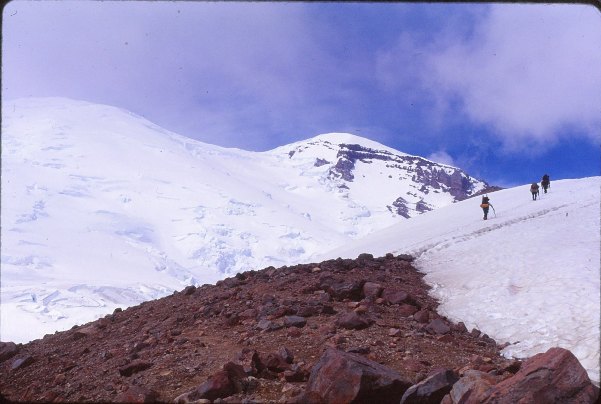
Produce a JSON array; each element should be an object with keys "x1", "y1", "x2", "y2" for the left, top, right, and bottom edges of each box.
[
  {"x1": 175, "y1": 371, "x2": 234, "y2": 402},
  {"x1": 413, "y1": 310, "x2": 430, "y2": 324},
  {"x1": 400, "y1": 369, "x2": 459, "y2": 404},
  {"x1": 398, "y1": 304, "x2": 419, "y2": 317},
  {"x1": 115, "y1": 386, "x2": 158, "y2": 403},
  {"x1": 118, "y1": 360, "x2": 153, "y2": 377},
  {"x1": 362, "y1": 282, "x2": 383, "y2": 299},
  {"x1": 10, "y1": 355, "x2": 34, "y2": 371},
  {"x1": 304, "y1": 348, "x2": 412, "y2": 404},
  {"x1": 256, "y1": 319, "x2": 282, "y2": 332},
  {"x1": 296, "y1": 305, "x2": 320, "y2": 317},
  {"x1": 263, "y1": 352, "x2": 292, "y2": 373},
  {"x1": 284, "y1": 315, "x2": 307, "y2": 328},
  {"x1": 425, "y1": 318, "x2": 451, "y2": 335},
  {"x1": 0, "y1": 342, "x2": 19, "y2": 362},
  {"x1": 327, "y1": 280, "x2": 365, "y2": 301},
  {"x1": 336, "y1": 311, "x2": 373, "y2": 330},
  {"x1": 183, "y1": 285, "x2": 196, "y2": 295},
  {"x1": 447, "y1": 369, "x2": 499, "y2": 403},
  {"x1": 483, "y1": 347, "x2": 598, "y2": 403},
  {"x1": 382, "y1": 289, "x2": 411, "y2": 305}
]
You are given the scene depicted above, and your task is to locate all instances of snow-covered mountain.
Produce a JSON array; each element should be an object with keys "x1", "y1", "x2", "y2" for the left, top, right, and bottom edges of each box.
[
  {"x1": 319, "y1": 177, "x2": 601, "y2": 384},
  {"x1": 1, "y1": 97, "x2": 490, "y2": 343}
]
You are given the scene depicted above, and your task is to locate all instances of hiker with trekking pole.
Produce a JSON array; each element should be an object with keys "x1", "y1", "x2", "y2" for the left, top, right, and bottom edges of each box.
[{"x1": 480, "y1": 195, "x2": 495, "y2": 220}]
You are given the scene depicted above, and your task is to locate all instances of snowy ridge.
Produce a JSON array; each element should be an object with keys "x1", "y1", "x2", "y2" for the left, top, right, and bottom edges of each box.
[
  {"x1": 319, "y1": 177, "x2": 601, "y2": 383},
  {"x1": 1, "y1": 97, "x2": 489, "y2": 343}
]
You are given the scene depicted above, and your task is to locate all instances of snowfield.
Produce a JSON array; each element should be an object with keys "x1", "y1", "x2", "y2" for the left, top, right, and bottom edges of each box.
[{"x1": 321, "y1": 177, "x2": 600, "y2": 383}]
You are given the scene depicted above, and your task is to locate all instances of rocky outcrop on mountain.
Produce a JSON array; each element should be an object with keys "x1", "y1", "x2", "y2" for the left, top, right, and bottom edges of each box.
[
  {"x1": 328, "y1": 143, "x2": 483, "y2": 199},
  {"x1": 307, "y1": 140, "x2": 493, "y2": 218},
  {"x1": 0, "y1": 254, "x2": 596, "y2": 403}
]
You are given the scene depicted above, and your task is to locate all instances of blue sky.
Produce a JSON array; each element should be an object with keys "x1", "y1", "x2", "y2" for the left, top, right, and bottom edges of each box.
[{"x1": 2, "y1": 1, "x2": 600, "y2": 187}]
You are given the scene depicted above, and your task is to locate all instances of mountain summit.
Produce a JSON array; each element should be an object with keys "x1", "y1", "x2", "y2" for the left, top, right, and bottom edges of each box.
[
  {"x1": 269, "y1": 132, "x2": 491, "y2": 219},
  {"x1": 1, "y1": 97, "x2": 492, "y2": 343}
]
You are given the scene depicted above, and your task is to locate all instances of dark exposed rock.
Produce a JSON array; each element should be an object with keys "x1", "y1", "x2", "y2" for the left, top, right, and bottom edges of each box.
[
  {"x1": 314, "y1": 158, "x2": 330, "y2": 167},
  {"x1": 118, "y1": 360, "x2": 153, "y2": 377},
  {"x1": 446, "y1": 369, "x2": 499, "y2": 403},
  {"x1": 10, "y1": 355, "x2": 34, "y2": 371},
  {"x1": 0, "y1": 342, "x2": 19, "y2": 362},
  {"x1": 284, "y1": 315, "x2": 307, "y2": 328},
  {"x1": 183, "y1": 285, "x2": 196, "y2": 295},
  {"x1": 400, "y1": 369, "x2": 460, "y2": 404},
  {"x1": 304, "y1": 348, "x2": 412, "y2": 404},
  {"x1": 390, "y1": 196, "x2": 411, "y2": 218},
  {"x1": 451, "y1": 321, "x2": 467, "y2": 333},
  {"x1": 176, "y1": 370, "x2": 234, "y2": 402},
  {"x1": 321, "y1": 279, "x2": 365, "y2": 301}
]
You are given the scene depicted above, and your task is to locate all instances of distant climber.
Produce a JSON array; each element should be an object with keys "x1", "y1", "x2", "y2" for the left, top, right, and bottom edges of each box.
[
  {"x1": 530, "y1": 182, "x2": 540, "y2": 200},
  {"x1": 480, "y1": 195, "x2": 492, "y2": 220},
  {"x1": 541, "y1": 174, "x2": 550, "y2": 193}
]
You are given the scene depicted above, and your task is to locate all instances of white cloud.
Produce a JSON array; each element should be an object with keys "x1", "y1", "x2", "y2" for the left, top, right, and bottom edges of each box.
[
  {"x1": 378, "y1": 5, "x2": 601, "y2": 151},
  {"x1": 427, "y1": 150, "x2": 456, "y2": 167}
]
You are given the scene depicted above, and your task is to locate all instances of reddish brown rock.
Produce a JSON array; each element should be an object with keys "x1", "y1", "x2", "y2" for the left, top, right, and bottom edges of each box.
[
  {"x1": 447, "y1": 369, "x2": 499, "y2": 403},
  {"x1": 322, "y1": 280, "x2": 365, "y2": 301},
  {"x1": 400, "y1": 369, "x2": 459, "y2": 404},
  {"x1": 304, "y1": 348, "x2": 412, "y2": 404},
  {"x1": 263, "y1": 351, "x2": 291, "y2": 373},
  {"x1": 451, "y1": 321, "x2": 468, "y2": 333},
  {"x1": 10, "y1": 355, "x2": 34, "y2": 371},
  {"x1": 413, "y1": 309, "x2": 430, "y2": 324},
  {"x1": 118, "y1": 360, "x2": 153, "y2": 377},
  {"x1": 363, "y1": 282, "x2": 383, "y2": 299},
  {"x1": 239, "y1": 308, "x2": 258, "y2": 320},
  {"x1": 1, "y1": 253, "x2": 559, "y2": 403},
  {"x1": 398, "y1": 304, "x2": 419, "y2": 317},
  {"x1": 176, "y1": 370, "x2": 234, "y2": 402},
  {"x1": 382, "y1": 289, "x2": 410, "y2": 305},
  {"x1": 114, "y1": 385, "x2": 158, "y2": 403},
  {"x1": 425, "y1": 318, "x2": 451, "y2": 335},
  {"x1": 483, "y1": 347, "x2": 598, "y2": 403},
  {"x1": 336, "y1": 311, "x2": 373, "y2": 330},
  {"x1": 0, "y1": 342, "x2": 19, "y2": 362}
]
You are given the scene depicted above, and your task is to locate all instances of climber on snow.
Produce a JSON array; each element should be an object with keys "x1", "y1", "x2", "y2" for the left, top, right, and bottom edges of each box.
[
  {"x1": 480, "y1": 195, "x2": 493, "y2": 220},
  {"x1": 541, "y1": 174, "x2": 550, "y2": 193},
  {"x1": 530, "y1": 182, "x2": 540, "y2": 200}
]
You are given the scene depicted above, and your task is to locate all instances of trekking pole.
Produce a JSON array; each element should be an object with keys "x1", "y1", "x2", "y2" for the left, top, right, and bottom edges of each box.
[{"x1": 490, "y1": 204, "x2": 496, "y2": 217}]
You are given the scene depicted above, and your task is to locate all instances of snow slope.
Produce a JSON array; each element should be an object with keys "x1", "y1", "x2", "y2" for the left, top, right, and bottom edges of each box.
[
  {"x1": 1, "y1": 97, "x2": 487, "y2": 343},
  {"x1": 320, "y1": 177, "x2": 601, "y2": 383}
]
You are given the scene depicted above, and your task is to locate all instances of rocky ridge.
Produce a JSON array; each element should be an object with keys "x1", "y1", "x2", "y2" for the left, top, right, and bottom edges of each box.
[
  {"x1": 0, "y1": 253, "x2": 597, "y2": 403},
  {"x1": 284, "y1": 136, "x2": 497, "y2": 218}
]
